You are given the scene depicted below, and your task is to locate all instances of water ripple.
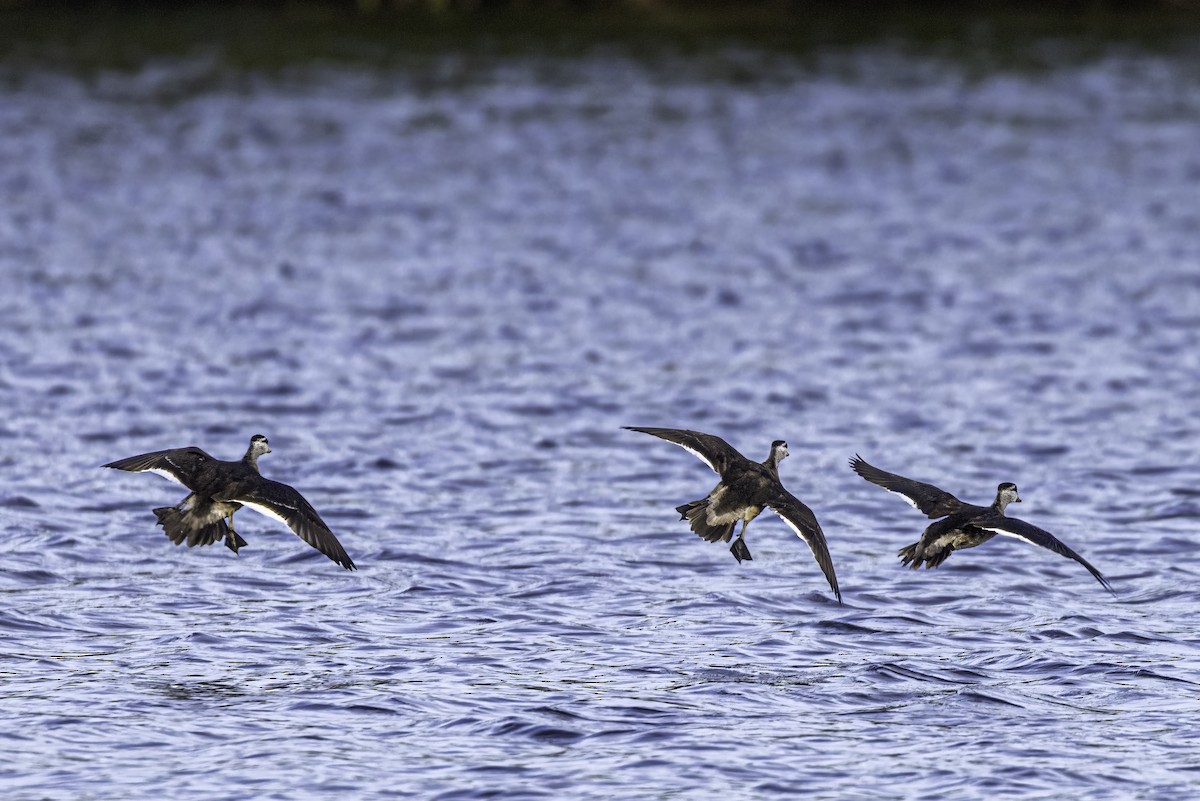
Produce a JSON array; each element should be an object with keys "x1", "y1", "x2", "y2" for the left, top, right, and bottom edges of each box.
[{"x1": 1, "y1": 40, "x2": 1199, "y2": 801}]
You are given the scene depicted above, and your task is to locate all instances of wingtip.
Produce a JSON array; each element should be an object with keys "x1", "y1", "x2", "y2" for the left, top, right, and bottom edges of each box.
[
  {"x1": 334, "y1": 547, "x2": 357, "y2": 570},
  {"x1": 827, "y1": 572, "x2": 843, "y2": 604}
]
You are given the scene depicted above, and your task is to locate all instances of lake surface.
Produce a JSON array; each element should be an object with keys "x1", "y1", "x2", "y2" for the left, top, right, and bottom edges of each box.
[{"x1": 2, "y1": 33, "x2": 1200, "y2": 800}]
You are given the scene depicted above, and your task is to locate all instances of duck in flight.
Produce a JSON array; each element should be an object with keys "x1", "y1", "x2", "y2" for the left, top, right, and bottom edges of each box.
[
  {"x1": 104, "y1": 434, "x2": 355, "y2": 570},
  {"x1": 849, "y1": 455, "x2": 1111, "y2": 593},
  {"x1": 624, "y1": 426, "x2": 841, "y2": 603}
]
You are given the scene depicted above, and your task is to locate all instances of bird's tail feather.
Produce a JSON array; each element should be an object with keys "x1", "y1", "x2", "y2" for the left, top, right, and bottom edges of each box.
[
  {"x1": 676, "y1": 499, "x2": 736, "y2": 543},
  {"x1": 898, "y1": 541, "x2": 952, "y2": 569},
  {"x1": 898, "y1": 542, "x2": 922, "y2": 569},
  {"x1": 152, "y1": 506, "x2": 242, "y2": 550},
  {"x1": 924, "y1": 548, "x2": 953, "y2": 568}
]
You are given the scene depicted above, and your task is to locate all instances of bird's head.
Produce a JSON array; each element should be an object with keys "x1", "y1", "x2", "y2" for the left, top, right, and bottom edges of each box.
[
  {"x1": 996, "y1": 482, "x2": 1021, "y2": 511},
  {"x1": 249, "y1": 434, "x2": 272, "y2": 457}
]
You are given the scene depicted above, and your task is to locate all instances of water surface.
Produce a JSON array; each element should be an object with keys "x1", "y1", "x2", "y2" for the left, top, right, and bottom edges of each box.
[{"x1": 2, "y1": 38, "x2": 1200, "y2": 800}]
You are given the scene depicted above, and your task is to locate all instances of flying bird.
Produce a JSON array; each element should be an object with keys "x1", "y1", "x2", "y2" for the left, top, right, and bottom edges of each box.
[
  {"x1": 849, "y1": 455, "x2": 1111, "y2": 593},
  {"x1": 104, "y1": 434, "x2": 355, "y2": 570},
  {"x1": 625, "y1": 426, "x2": 840, "y2": 602}
]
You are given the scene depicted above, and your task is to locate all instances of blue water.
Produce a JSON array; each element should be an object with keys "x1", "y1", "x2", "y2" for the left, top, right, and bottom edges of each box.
[{"x1": 2, "y1": 42, "x2": 1200, "y2": 800}]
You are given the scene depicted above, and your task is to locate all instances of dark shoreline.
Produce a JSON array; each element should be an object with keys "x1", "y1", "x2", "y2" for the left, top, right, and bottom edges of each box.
[{"x1": 2, "y1": 1, "x2": 1198, "y2": 72}]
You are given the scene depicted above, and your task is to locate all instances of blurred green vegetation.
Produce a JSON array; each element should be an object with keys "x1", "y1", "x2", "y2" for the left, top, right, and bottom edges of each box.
[{"x1": 0, "y1": 1, "x2": 1196, "y2": 72}]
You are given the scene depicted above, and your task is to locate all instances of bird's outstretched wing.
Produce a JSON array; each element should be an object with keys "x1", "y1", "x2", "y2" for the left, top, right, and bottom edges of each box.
[
  {"x1": 975, "y1": 516, "x2": 1113, "y2": 594},
  {"x1": 623, "y1": 427, "x2": 745, "y2": 475},
  {"x1": 218, "y1": 479, "x2": 356, "y2": 570},
  {"x1": 768, "y1": 492, "x2": 842, "y2": 604},
  {"x1": 103, "y1": 447, "x2": 214, "y2": 491},
  {"x1": 849, "y1": 455, "x2": 965, "y2": 518}
]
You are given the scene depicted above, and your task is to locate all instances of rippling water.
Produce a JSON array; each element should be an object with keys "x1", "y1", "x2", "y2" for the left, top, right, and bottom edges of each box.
[{"x1": 3, "y1": 38, "x2": 1200, "y2": 800}]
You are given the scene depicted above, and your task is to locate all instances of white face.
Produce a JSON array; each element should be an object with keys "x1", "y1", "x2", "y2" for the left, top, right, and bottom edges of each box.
[
  {"x1": 774, "y1": 442, "x2": 790, "y2": 461},
  {"x1": 251, "y1": 437, "x2": 272, "y2": 456},
  {"x1": 997, "y1": 485, "x2": 1021, "y2": 508}
]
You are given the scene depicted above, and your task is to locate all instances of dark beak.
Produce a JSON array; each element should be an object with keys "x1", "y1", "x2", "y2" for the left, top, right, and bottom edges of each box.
[{"x1": 1015, "y1": 496, "x2": 1022, "y2": 503}]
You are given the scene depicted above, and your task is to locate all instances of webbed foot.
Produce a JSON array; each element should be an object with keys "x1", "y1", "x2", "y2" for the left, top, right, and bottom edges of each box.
[
  {"x1": 225, "y1": 531, "x2": 248, "y2": 554},
  {"x1": 730, "y1": 538, "x2": 753, "y2": 563}
]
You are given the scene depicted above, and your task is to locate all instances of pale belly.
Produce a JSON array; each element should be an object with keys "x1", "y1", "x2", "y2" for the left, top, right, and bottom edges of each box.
[
  {"x1": 705, "y1": 485, "x2": 762, "y2": 526},
  {"x1": 924, "y1": 527, "x2": 995, "y2": 553}
]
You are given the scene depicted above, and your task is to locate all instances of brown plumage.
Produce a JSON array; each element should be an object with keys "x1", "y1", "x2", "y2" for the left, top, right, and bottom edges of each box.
[
  {"x1": 104, "y1": 434, "x2": 355, "y2": 570},
  {"x1": 850, "y1": 455, "x2": 1111, "y2": 594},
  {"x1": 625, "y1": 426, "x2": 841, "y2": 603}
]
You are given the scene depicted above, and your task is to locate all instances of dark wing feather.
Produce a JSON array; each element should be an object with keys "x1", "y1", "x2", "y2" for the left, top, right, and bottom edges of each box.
[
  {"x1": 623, "y1": 427, "x2": 745, "y2": 475},
  {"x1": 768, "y1": 492, "x2": 842, "y2": 603},
  {"x1": 103, "y1": 447, "x2": 214, "y2": 491},
  {"x1": 221, "y1": 479, "x2": 356, "y2": 570},
  {"x1": 974, "y1": 516, "x2": 1114, "y2": 595},
  {"x1": 849, "y1": 455, "x2": 965, "y2": 518}
]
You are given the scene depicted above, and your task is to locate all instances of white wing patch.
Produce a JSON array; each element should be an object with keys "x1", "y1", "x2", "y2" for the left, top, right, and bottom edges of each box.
[
  {"x1": 886, "y1": 488, "x2": 919, "y2": 509},
  {"x1": 978, "y1": 525, "x2": 1029, "y2": 543},
  {"x1": 238, "y1": 500, "x2": 294, "y2": 528},
  {"x1": 670, "y1": 442, "x2": 719, "y2": 474},
  {"x1": 773, "y1": 509, "x2": 812, "y2": 543},
  {"x1": 147, "y1": 467, "x2": 187, "y2": 486}
]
